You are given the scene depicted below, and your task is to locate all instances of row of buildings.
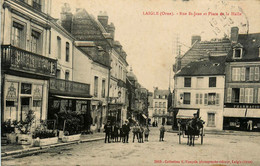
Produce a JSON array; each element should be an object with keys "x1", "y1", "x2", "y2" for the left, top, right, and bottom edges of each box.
[
  {"x1": 172, "y1": 27, "x2": 260, "y2": 131},
  {"x1": 1, "y1": 0, "x2": 149, "y2": 133}
]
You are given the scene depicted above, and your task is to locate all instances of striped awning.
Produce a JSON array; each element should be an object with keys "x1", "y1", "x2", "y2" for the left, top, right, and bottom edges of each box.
[
  {"x1": 223, "y1": 108, "x2": 246, "y2": 117},
  {"x1": 177, "y1": 109, "x2": 197, "y2": 119},
  {"x1": 246, "y1": 109, "x2": 260, "y2": 118}
]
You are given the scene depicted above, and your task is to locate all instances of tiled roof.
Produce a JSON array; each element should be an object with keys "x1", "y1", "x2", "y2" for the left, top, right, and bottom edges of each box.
[
  {"x1": 226, "y1": 33, "x2": 260, "y2": 62},
  {"x1": 154, "y1": 89, "x2": 169, "y2": 96},
  {"x1": 176, "y1": 56, "x2": 226, "y2": 76}
]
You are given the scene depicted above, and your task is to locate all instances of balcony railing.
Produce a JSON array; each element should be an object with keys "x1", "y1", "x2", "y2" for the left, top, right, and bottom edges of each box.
[
  {"x1": 32, "y1": 1, "x2": 41, "y2": 11},
  {"x1": 50, "y1": 78, "x2": 90, "y2": 96},
  {"x1": 1, "y1": 45, "x2": 57, "y2": 77}
]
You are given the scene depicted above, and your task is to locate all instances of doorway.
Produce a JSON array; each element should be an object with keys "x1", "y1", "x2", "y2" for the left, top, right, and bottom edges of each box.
[{"x1": 21, "y1": 97, "x2": 31, "y2": 121}]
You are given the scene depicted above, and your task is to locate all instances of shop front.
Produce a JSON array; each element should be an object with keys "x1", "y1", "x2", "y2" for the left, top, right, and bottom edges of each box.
[
  {"x1": 108, "y1": 103, "x2": 123, "y2": 126},
  {"x1": 48, "y1": 78, "x2": 92, "y2": 132},
  {"x1": 223, "y1": 104, "x2": 260, "y2": 131}
]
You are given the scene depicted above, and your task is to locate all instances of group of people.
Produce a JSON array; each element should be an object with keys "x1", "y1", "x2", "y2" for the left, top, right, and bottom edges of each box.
[
  {"x1": 104, "y1": 120, "x2": 167, "y2": 143},
  {"x1": 104, "y1": 121, "x2": 131, "y2": 143}
]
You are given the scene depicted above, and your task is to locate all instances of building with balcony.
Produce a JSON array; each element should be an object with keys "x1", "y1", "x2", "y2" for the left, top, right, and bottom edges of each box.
[
  {"x1": 1, "y1": 0, "x2": 56, "y2": 125},
  {"x1": 224, "y1": 28, "x2": 260, "y2": 131},
  {"x1": 174, "y1": 56, "x2": 226, "y2": 131},
  {"x1": 151, "y1": 88, "x2": 169, "y2": 125}
]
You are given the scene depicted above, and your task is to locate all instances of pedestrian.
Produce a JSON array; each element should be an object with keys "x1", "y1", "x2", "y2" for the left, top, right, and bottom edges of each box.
[
  {"x1": 119, "y1": 127, "x2": 123, "y2": 142},
  {"x1": 104, "y1": 122, "x2": 112, "y2": 143},
  {"x1": 144, "y1": 126, "x2": 150, "y2": 142},
  {"x1": 114, "y1": 123, "x2": 119, "y2": 142},
  {"x1": 139, "y1": 125, "x2": 144, "y2": 143},
  {"x1": 111, "y1": 123, "x2": 115, "y2": 142},
  {"x1": 247, "y1": 120, "x2": 253, "y2": 131},
  {"x1": 159, "y1": 124, "x2": 166, "y2": 141},
  {"x1": 155, "y1": 121, "x2": 158, "y2": 127},
  {"x1": 122, "y1": 121, "x2": 130, "y2": 143},
  {"x1": 126, "y1": 121, "x2": 131, "y2": 143},
  {"x1": 132, "y1": 124, "x2": 139, "y2": 143}
]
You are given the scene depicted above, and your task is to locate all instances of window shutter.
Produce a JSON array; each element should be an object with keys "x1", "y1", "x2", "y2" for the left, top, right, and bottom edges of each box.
[
  {"x1": 196, "y1": 94, "x2": 199, "y2": 104},
  {"x1": 216, "y1": 93, "x2": 220, "y2": 105},
  {"x1": 255, "y1": 67, "x2": 259, "y2": 81},
  {"x1": 241, "y1": 67, "x2": 245, "y2": 81},
  {"x1": 239, "y1": 88, "x2": 244, "y2": 103},
  {"x1": 249, "y1": 67, "x2": 254, "y2": 81},
  {"x1": 245, "y1": 88, "x2": 249, "y2": 103},
  {"x1": 227, "y1": 88, "x2": 232, "y2": 103},
  {"x1": 249, "y1": 88, "x2": 253, "y2": 103},
  {"x1": 258, "y1": 88, "x2": 260, "y2": 103},
  {"x1": 200, "y1": 94, "x2": 203, "y2": 104},
  {"x1": 204, "y1": 93, "x2": 208, "y2": 105},
  {"x1": 232, "y1": 68, "x2": 236, "y2": 81}
]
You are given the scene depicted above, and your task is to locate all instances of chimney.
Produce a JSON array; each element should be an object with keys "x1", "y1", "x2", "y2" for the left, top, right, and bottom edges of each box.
[
  {"x1": 108, "y1": 23, "x2": 115, "y2": 40},
  {"x1": 98, "y1": 11, "x2": 108, "y2": 29},
  {"x1": 60, "y1": 3, "x2": 72, "y2": 33},
  {"x1": 230, "y1": 27, "x2": 239, "y2": 44},
  {"x1": 191, "y1": 35, "x2": 201, "y2": 45}
]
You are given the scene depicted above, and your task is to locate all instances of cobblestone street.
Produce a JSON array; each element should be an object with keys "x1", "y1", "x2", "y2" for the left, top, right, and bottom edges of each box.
[{"x1": 2, "y1": 127, "x2": 260, "y2": 166}]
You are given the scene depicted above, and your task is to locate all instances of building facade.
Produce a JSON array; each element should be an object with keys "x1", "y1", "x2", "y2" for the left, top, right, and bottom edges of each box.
[
  {"x1": 1, "y1": 0, "x2": 56, "y2": 126},
  {"x1": 224, "y1": 29, "x2": 260, "y2": 131},
  {"x1": 174, "y1": 57, "x2": 226, "y2": 130}
]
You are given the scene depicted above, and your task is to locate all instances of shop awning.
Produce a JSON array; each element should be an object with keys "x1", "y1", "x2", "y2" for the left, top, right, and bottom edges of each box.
[
  {"x1": 177, "y1": 109, "x2": 197, "y2": 119},
  {"x1": 142, "y1": 114, "x2": 147, "y2": 119},
  {"x1": 223, "y1": 108, "x2": 246, "y2": 117},
  {"x1": 53, "y1": 95, "x2": 92, "y2": 100},
  {"x1": 246, "y1": 109, "x2": 260, "y2": 118}
]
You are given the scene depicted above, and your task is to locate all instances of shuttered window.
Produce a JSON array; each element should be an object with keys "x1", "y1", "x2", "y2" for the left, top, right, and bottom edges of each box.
[
  {"x1": 255, "y1": 67, "x2": 259, "y2": 81},
  {"x1": 200, "y1": 94, "x2": 203, "y2": 104},
  {"x1": 204, "y1": 94, "x2": 208, "y2": 105},
  {"x1": 249, "y1": 67, "x2": 254, "y2": 81},
  {"x1": 245, "y1": 88, "x2": 253, "y2": 103},
  {"x1": 241, "y1": 67, "x2": 246, "y2": 81},
  {"x1": 239, "y1": 88, "x2": 244, "y2": 103},
  {"x1": 227, "y1": 88, "x2": 232, "y2": 103},
  {"x1": 196, "y1": 94, "x2": 199, "y2": 104},
  {"x1": 232, "y1": 68, "x2": 240, "y2": 81},
  {"x1": 216, "y1": 94, "x2": 220, "y2": 105}
]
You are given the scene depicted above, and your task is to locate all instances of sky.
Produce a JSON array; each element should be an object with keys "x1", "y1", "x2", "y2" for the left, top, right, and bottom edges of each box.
[{"x1": 51, "y1": 0, "x2": 260, "y2": 91}]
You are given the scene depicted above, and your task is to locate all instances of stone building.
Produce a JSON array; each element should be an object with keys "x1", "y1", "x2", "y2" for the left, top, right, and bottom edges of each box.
[
  {"x1": 1, "y1": 0, "x2": 56, "y2": 125},
  {"x1": 224, "y1": 28, "x2": 260, "y2": 131}
]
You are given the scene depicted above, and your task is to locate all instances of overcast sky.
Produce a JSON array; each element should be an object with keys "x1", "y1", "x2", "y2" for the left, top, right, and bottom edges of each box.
[{"x1": 51, "y1": 0, "x2": 260, "y2": 91}]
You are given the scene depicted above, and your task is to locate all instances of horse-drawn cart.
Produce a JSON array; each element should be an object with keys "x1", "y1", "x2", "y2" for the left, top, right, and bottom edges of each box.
[{"x1": 176, "y1": 108, "x2": 205, "y2": 146}]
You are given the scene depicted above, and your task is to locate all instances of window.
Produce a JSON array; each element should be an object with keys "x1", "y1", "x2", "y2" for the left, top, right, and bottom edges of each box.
[
  {"x1": 196, "y1": 93, "x2": 203, "y2": 104},
  {"x1": 31, "y1": 30, "x2": 41, "y2": 54},
  {"x1": 12, "y1": 22, "x2": 25, "y2": 48},
  {"x1": 57, "y1": 37, "x2": 61, "y2": 59},
  {"x1": 163, "y1": 110, "x2": 165, "y2": 115},
  {"x1": 196, "y1": 77, "x2": 203, "y2": 88},
  {"x1": 208, "y1": 93, "x2": 216, "y2": 105},
  {"x1": 209, "y1": 77, "x2": 216, "y2": 87},
  {"x1": 21, "y1": 83, "x2": 32, "y2": 94},
  {"x1": 245, "y1": 88, "x2": 253, "y2": 103},
  {"x1": 101, "y1": 80, "x2": 105, "y2": 98},
  {"x1": 163, "y1": 102, "x2": 166, "y2": 108},
  {"x1": 258, "y1": 88, "x2": 260, "y2": 103},
  {"x1": 249, "y1": 67, "x2": 254, "y2": 81},
  {"x1": 207, "y1": 113, "x2": 215, "y2": 127},
  {"x1": 231, "y1": 88, "x2": 240, "y2": 103},
  {"x1": 241, "y1": 67, "x2": 245, "y2": 81},
  {"x1": 159, "y1": 102, "x2": 162, "y2": 107},
  {"x1": 33, "y1": 0, "x2": 41, "y2": 11},
  {"x1": 233, "y1": 48, "x2": 242, "y2": 59},
  {"x1": 94, "y1": 76, "x2": 98, "y2": 97},
  {"x1": 184, "y1": 77, "x2": 191, "y2": 87},
  {"x1": 154, "y1": 109, "x2": 157, "y2": 114},
  {"x1": 155, "y1": 102, "x2": 158, "y2": 108},
  {"x1": 232, "y1": 68, "x2": 240, "y2": 81},
  {"x1": 66, "y1": 42, "x2": 70, "y2": 62},
  {"x1": 227, "y1": 88, "x2": 232, "y2": 103},
  {"x1": 159, "y1": 109, "x2": 161, "y2": 114},
  {"x1": 56, "y1": 69, "x2": 61, "y2": 79},
  {"x1": 65, "y1": 71, "x2": 69, "y2": 80},
  {"x1": 183, "y1": 93, "x2": 190, "y2": 104}
]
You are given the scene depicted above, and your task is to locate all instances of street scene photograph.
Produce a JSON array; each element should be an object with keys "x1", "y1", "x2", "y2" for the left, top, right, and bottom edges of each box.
[{"x1": 1, "y1": 0, "x2": 260, "y2": 165}]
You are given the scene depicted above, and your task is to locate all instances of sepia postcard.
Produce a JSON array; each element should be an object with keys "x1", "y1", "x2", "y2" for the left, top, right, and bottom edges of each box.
[{"x1": 1, "y1": 0, "x2": 260, "y2": 165}]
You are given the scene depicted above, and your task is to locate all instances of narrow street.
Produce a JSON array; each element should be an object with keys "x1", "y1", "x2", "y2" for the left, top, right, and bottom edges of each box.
[{"x1": 2, "y1": 127, "x2": 260, "y2": 166}]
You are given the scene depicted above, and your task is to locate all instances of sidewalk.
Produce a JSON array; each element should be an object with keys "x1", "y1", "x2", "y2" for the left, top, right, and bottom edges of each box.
[{"x1": 1, "y1": 132, "x2": 105, "y2": 160}]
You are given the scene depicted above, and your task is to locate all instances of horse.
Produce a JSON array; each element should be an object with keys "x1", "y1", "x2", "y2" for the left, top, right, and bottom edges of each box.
[{"x1": 185, "y1": 118, "x2": 204, "y2": 146}]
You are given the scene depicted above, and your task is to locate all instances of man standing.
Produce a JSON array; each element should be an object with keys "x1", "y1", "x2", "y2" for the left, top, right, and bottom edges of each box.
[
  {"x1": 122, "y1": 121, "x2": 130, "y2": 143},
  {"x1": 132, "y1": 124, "x2": 139, "y2": 143},
  {"x1": 104, "y1": 122, "x2": 112, "y2": 143},
  {"x1": 159, "y1": 124, "x2": 166, "y2": 141}
]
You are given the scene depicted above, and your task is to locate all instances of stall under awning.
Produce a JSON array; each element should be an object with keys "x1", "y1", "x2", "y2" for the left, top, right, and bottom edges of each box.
[
  {"x1": 177, "y1": 109, "x2": 197, "y2": 119},
  {"x1": 53, "y1": 95, "x2": 92, "y2": 100},
  {"x1": 142, "y1": 114, "x2": 147, "y2": 119},
  {"x1": 246, "y1": 109, "x2": 260, "y2": 118},
  {"x1": 223, "y1": 108, "x2": 246, "y2": 117}
]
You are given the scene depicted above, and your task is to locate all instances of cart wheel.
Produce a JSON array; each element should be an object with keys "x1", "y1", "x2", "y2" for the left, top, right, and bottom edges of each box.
[
  {"x1": 201, "y1": 131, "x2": 203, "y2": 145},
  {"x1": 179, "y1": 132, "x2": 181, "y2": 144}
]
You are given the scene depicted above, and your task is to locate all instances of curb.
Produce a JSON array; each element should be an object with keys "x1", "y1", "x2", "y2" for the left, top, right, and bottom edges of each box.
[
  {"x1": 167, "y1": 130, "x2": 260, "y2": 136},
  {"x1": 1, "y1": 137, "x2": 104, "y2": 160}
]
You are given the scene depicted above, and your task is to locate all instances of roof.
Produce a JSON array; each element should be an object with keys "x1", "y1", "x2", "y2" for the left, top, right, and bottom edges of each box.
[
  {"x1": 154, "y1": 89, "x2": 169, "y2": 97},
  {"x1": 175, "y1": 56, "x2": 226, "y2": 76},
  {"x1": 127, "y1": 67, "x2": 137, "y2": 81},
  {"x1": 226, "y1": 33, "x2": 260, "y2": 62}
]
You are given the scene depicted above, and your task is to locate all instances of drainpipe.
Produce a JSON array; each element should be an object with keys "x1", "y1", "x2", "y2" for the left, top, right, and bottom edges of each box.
[{"x1": 106, "y1": 49, "x2": 112, "y2": 123}]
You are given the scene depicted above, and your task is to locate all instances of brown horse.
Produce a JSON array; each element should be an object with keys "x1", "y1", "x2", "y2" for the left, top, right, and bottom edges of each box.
[{"x1": 185, "y1": 118, "x2": 204, "y2": 146}]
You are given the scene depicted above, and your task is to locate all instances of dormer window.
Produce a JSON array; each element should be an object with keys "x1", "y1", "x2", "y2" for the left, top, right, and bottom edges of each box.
[{"x1": 233, "y1": 48, "x2": 242, "y2": 59}]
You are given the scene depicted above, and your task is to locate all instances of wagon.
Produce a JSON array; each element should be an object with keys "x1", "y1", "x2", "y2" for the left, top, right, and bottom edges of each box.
[{"x1": 176, "y1": 108, "x2": 204, "y2": 145}]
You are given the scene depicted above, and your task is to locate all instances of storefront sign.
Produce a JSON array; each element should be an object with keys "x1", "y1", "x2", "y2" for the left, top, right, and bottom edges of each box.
[
  {"x1": 225, "y1": 103, "x2": 260, "y2": 109},
  {"x1": 6, "y1": 82, "x2": 18, "y2": 101}
]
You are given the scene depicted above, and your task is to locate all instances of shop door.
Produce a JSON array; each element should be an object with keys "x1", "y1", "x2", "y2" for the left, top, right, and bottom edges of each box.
[{"x1": 21, "y1": 97, "x2": 31, "y2": 121}]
